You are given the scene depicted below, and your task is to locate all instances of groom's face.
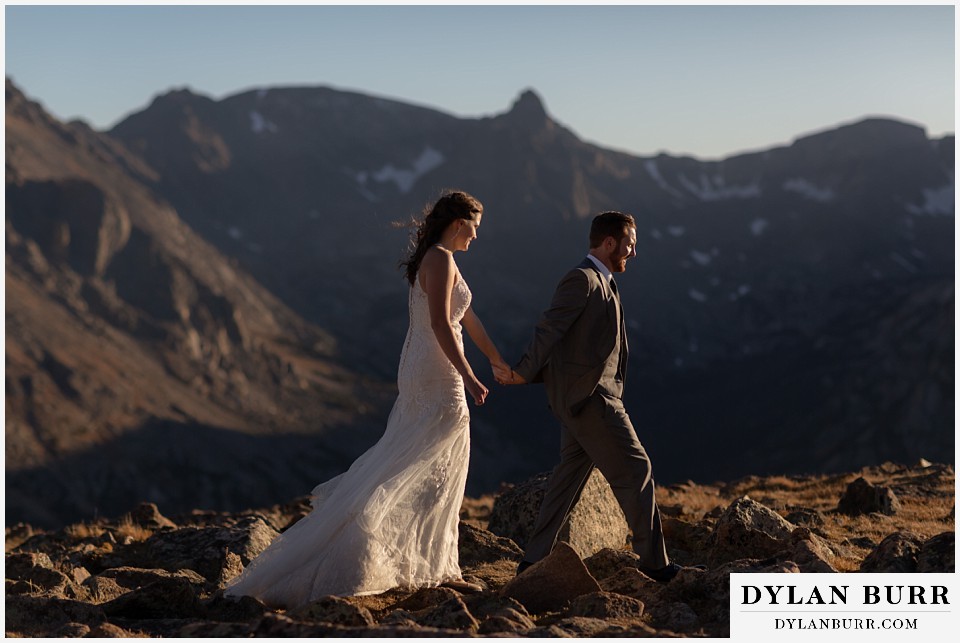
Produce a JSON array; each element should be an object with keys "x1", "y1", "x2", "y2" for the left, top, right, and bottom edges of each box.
[{"x1": 609, "y1": 226, "x2": 638, "y2": 272}]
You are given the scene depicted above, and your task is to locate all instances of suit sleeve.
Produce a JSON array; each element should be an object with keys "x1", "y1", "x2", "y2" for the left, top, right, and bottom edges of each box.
[{"x1": 514, "y1": 269, "x2": 590, "y2": 382}]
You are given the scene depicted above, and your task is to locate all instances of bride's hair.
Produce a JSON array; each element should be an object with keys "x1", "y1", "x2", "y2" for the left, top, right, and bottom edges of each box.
[{"x1": 399, "y1": 190, "x2": 483, "y2": 285}]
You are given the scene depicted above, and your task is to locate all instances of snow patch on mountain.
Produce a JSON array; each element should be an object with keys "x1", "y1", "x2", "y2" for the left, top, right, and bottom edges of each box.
[
  {"x1": 667, "y1": 226, "x2": 686, "y2": 237},
  {"x1": 249, "y1": 111, "x2": 278, "y2": 134},
  {"x1": 782, "y1": 178, "x2": 835, "y2": 202},
  {"x1": 906, "y1": 185, "x2": 954, "y2": 216},
  {"x1": 644, "y1": 160, "x2": 684, "y2": 198},
  {"x1": 750, "y1": 218, "x2": 769, "y2": 236},
  {"x1": 679, "y1": 172, "x2": 760, "y2": 201},
  {"x1": 355, "y1": 146, "x2": 445, "y2": 194}
]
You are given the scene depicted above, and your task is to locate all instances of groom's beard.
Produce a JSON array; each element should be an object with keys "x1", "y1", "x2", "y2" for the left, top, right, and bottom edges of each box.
[{"x1": 611, "y1": 255, "x2": 628, "y2": 272}]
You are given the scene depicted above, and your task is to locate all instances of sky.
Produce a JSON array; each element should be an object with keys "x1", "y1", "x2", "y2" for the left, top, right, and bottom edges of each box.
[{"x1": 3, "y1": 2, "x2": 956, "y2": 160}]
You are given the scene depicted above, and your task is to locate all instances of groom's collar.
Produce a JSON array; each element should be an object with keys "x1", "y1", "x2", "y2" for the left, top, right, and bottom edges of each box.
[{"x1": 585, "y1": 254, "x2": 613, "y2": 282}]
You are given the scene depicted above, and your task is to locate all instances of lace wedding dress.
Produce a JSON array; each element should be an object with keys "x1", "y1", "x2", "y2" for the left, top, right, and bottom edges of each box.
[{"x1": 224, "y1": 273, "x2": 472, "y2": 609}]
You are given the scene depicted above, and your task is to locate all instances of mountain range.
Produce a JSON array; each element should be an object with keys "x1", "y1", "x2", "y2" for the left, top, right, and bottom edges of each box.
[{"x1": 5, "y1": 78, "x2": 954, "y2": 528}]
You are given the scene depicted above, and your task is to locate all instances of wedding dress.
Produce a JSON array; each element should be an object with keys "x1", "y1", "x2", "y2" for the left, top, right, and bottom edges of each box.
[{"x1": 224, "y1": 273, "x2": 472, "y2": 609}]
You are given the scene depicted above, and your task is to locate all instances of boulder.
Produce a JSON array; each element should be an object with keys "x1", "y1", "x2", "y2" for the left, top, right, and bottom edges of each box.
[
  {"x1": 4, "y1": 595, "x2": 106, "y2": 636},
  {"x1": 860, "y1": 531, "x2": 922, "y2": 572},
  {"x1": 707, "y1": 497, "x2": 795, "y2": 565},
  {"x1": 499, "y1": 541, "x2": 602, "y2": 614},
  {"x1": 106, "y1": 515, "x2": 279, "y2": 583},
  {"x1": 488, "y1": 469, "x2": 628, "y2": 559},
  {"x1": 837, "y1": 477, "x2": 901, "y2": 516},
  {"x1": 917, "y1": 532, "x2": 955, "y2": 572},
  {"x1": 4, "y1": 552, "x2": 84, "y2": 599},
  {"x1": 86, "y1": 566, "x2": 207, "y2": 604},
  {"x1": 100, "y1": 574, "x2": 204, "y2": 619}
]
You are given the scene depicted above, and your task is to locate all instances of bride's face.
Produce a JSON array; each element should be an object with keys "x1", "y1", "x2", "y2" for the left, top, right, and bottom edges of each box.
[{"x1": 451, "y1": 212, "x2": 482, "y2": 252}]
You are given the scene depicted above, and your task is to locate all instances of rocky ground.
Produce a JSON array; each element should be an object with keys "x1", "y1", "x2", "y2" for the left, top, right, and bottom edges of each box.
[{"x1": 5, "y1": 460, "x2": 954, "y2": 638}]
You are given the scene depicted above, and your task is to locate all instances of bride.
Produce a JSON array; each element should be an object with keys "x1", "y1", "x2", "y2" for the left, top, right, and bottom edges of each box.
[{"x1": 224, "y1": 190, "x2": 508, "y2": 608}]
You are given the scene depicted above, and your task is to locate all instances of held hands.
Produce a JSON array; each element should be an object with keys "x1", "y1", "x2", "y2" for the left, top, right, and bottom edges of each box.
[{"x1": 492, "y1": 360, "x2": 526, "y2": 386}]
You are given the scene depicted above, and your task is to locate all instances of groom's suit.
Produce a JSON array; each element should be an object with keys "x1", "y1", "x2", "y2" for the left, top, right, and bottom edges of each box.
[{"x1": 513, "y1": 257, "x2": 670, "y2": 569}]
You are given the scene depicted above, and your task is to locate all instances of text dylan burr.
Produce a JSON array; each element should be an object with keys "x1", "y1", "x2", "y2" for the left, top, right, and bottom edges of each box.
[{"x1": 742, "y1": 584, "x2": 949, "y2": 606}]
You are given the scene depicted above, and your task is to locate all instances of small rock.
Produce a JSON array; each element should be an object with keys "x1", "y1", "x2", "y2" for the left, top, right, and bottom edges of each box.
[
  {"x1": 180, "y1": 621, "x2": 254, "y2": 637},
  {"x1": 412, "y1": 594, "x2": 479, "y2": 631},
  {"x1": 597, "y1": 566, "x2": 654, "y2": 597},
  {"x1": 647, "y1": 601, "x2": 700, "y2": 631},
  {"x1": 51, "y1": 621, "x2": 90, "y2": 637},
  {"x1": 917, "y1": 532, "x2": 955, "y2": 572},
  {"x1": 568, "y1": 591, "x2": 645, "y2": 621},
  {"x1": 5, "y1": 551, "x2": 55, "y2": 577},
  {"x1": 860, "y1": 531, "x2": 922, "y2": 572},
  {"x1": 837, "y1": 477, "x2": 901, "y2": 516},
  {"x1": 784, "y1": 507, "x2": 826, "y2": 528},
  {"x1": 583, "y1": 548, "x2": 641, "y2": 582},
  {"x1": 202, "y1": 592, "x2": 269, "y2": 622},
  {"x1": 87, "y1": 622, "x2": 136, "y2": 638},
  {"x1": 125, "y1": 502, "x2": 177, "y2": 530},
  {"x1": 707, "y1": 497, "x2": 795, "y2": 565},
  {"x1": 488, "y1": 469, "x2": 628, "y2": 559},
  {"x1": 458, "y1": 521, "x2": 523, "y2": 567},
  {"x1": 289, "y1": 595, "x2": 376, "y2": 626},
  {"x1": 478, "y1": 614, "x2": 532, "y2": 634},
  {"x1": 549, "y1": 616, "x2": 629, "y2": 636},
  {"x1": 786, "y1": 528, "x2": 838, "y2": 573},
  {"x1": 499, "y1": 541, "x2": 602, "y2": 614},
  {"x1": 393, "y1": 585, "x2": 461, "y2": 612}
]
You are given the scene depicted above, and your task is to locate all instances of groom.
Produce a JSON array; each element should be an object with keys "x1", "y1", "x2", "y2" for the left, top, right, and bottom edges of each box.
[{"x1": 496, "y1": 211, "x2": 686, "y2": 582}]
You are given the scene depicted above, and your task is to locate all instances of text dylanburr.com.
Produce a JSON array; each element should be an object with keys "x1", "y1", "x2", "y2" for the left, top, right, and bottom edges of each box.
[{"x1": 730, "y1": 573, "x2": 957, "y2": 639}]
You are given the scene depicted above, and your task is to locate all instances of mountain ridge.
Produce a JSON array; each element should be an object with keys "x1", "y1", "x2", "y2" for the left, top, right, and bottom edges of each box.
[{"x1": 5, "y1": 77, "x2": 953, "y2": 529}]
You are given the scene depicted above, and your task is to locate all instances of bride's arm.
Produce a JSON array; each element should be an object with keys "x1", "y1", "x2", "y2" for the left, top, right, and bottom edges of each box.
[
  {"x1": 421, "y1": 248, "x2": 489, "y2": 405},
  {"x1": 462, "y1": 307, "x2": 508, "y2": 371}
]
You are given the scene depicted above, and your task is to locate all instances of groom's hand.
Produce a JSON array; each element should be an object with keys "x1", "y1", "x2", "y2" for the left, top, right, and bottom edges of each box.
[{"x1": 493, "y1": 364, "x2": 526, "y2": 386}]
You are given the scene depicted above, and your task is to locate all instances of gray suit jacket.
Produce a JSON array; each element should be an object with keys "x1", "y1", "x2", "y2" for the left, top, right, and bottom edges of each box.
[{"x1": 514, "y1": 258, "x2": 627, "y2": 417}]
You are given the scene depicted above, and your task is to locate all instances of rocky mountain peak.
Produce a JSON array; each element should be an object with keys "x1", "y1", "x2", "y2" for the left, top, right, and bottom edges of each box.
[{"x1": 503, "y1": 88, "x2": 549, "y2": 126}]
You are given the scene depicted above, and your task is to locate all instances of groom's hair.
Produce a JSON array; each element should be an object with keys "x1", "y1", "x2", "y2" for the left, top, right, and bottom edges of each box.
[{"x1": 589, "y1": 211, "x2": 636, "y2": 248}]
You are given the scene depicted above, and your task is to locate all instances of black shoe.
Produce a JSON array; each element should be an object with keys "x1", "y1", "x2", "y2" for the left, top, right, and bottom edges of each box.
[
  {"x1": 637, "y1": 562, "x2": 706, "y2": 583},
  {"x1": 516, "y1": 560, "x2": 534, "y2": 575}
]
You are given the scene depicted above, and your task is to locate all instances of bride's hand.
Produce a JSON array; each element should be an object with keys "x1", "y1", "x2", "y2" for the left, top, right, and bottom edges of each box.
[{"x1": 466, "y1": 376, "x2": 489, "y2": 406}]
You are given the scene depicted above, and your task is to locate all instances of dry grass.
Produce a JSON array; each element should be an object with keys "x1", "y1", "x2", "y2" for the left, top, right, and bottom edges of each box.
[
  {"x1": 114, "y1": 515, "x2": 154, "y2": 543},
  {"x1": 655, "y1": 462, "x2": 954, "y2": 572},
  {"x1": 64, "y1": 521, "x2": 106, "y2": 539}
]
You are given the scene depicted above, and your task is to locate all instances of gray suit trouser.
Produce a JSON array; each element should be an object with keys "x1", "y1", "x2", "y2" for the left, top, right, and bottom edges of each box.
[{"x1": 522, "y1": 392, "x2": 670, "y2": 570}]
